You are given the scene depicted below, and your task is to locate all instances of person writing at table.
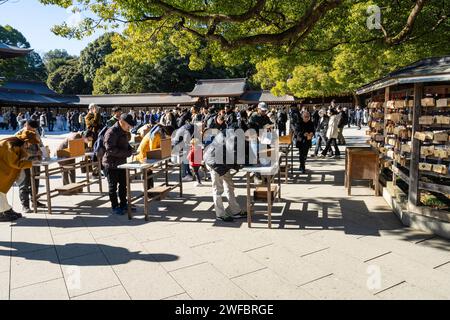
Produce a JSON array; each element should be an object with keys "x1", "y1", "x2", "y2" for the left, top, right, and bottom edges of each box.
[
  {"x1": 204, "y1": 129, "x2": 247, "y2": 222},
  {"x1": 135, "y1": 124, "x2": 174, "y2": 162},
  {"x1": 0, "y1": 130, "x2": 40, "y2": 221},
  {"x1": 56, "y1": 130, "x2": 95, "y2": 186},
  {"x1": 16, "y1": 119, "x2": 47, "y2": 213},
  {"x1": 294, "y1": 111, "x2": 315, "y2": 174},
  {"x1": 135, "y1": 124, "x2": 174, "y2": 191},
  {"x1": 103, "y1": 114, "x2": 135, "y2": 215}
]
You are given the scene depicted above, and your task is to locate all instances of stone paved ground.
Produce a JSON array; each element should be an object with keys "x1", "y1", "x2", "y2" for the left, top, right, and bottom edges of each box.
[{"x1": 0, "y1": 127, "x2": 449, "y2": 300}]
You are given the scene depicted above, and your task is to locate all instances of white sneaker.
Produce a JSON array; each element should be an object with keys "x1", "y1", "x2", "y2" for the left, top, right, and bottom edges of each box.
[{"x1": 182, "y1": 175, "x2": 194, "y2": 182}]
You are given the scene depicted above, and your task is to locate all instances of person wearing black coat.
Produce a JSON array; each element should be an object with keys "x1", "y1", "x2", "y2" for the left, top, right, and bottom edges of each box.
[
  {"x1": 224, "y1": 105, "x2": 238, "y2": 129},
  {"x1": 177, "y1": 109, "x2": 192, "y2": 128},
  {"x1": 277, "y1": 107, "x2": 288, "y2": 136},
  {"x1": 102, "y1": 114, "x2": 135, "y2": 215},
  {"x1": 313, "y1": 109, "x2": 329, "y2": 156},
  {"x1": 289, "y1": 105, "x2": 301, "y2": 133},
  {"x1": 294, "y1": 112, "x2": 315, "y2": 174},
  {"x1": 311, "y1": 106, "x2": 320, "y2": 130}
]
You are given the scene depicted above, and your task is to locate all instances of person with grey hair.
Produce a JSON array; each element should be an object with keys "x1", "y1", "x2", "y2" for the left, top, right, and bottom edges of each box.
[{"x1": 85, "y1": 103, "x2": 102, "y2": 139}]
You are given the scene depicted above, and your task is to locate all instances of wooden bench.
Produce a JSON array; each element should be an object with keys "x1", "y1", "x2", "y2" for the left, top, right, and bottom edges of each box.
[
  {"x1": 147, "y1": 186, "x2": 172, "y2": 200},
  {"x1": 254, "y1": 185, "x2": 279, "y2": 204},
  {"x1": 55, "y1": 183, "x2": 85, "y2": 195}
]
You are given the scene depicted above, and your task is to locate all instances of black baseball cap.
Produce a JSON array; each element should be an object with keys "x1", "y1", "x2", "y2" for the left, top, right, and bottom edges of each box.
[{"x1": 120, "y1": 113, "x2": 136, "y2": 126}]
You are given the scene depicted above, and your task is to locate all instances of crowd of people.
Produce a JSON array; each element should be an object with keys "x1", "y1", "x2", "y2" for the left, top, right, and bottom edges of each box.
[{"x1": 0, "y1": 102, "x2": 366, "y2": 223}]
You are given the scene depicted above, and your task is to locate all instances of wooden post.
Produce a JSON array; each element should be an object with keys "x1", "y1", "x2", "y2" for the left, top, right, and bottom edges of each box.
[
  {"x1": 45, "y1": 165, "x2": 52, "y2": 215},
  {"x1": 126, "y1": 169, "x2": 132, "y2": 220},
  {"x1": 144, "y1": 168, "x2": 148, "y2": 221},
  {"x1": 267, "y1": 176, "x2": 272, "y2": 229},
  {"x1": 408, "y1": 83, "x2": 423, "y2": 207},
  {"x1": 31, "y1": 166, "x2": 38, "y2": 214},
  {"x1": 246, "y1": 172, "x2": 251, "y2": 228},
  {"x1": 98, "y1": 157, "x2": 103, "y2": 194}
]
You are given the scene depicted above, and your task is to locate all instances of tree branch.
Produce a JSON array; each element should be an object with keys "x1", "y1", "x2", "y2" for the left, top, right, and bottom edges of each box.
[
  {"x1": 299, "y1": 37, "x2": 384, "y2": 52},
  {"x1": 403, "y1": 13, "x2": 449, "y2": 42},
  {"x1": 179, "y1": 0, "x2": 343, "y2": 49},
  {"x1": 381, "y1": 0, "x2": 429, "y2": 45},
  {"x1": 149, "y1": 0, "x2": 267, "y2": 23}
]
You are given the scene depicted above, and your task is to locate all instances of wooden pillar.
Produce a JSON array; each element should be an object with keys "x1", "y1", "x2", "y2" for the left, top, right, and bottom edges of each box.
[
  {"x1": 408, "y1": 83, "x2": 423, "y2": 207},
  {"x1": 383, "y1": 86, "x2": 390, "y2": 139}
]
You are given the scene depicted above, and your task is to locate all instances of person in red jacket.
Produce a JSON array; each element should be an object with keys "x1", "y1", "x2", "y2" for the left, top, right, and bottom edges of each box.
[{"x1": 187, "y1": 138, "x2": 203, "y2": 186}]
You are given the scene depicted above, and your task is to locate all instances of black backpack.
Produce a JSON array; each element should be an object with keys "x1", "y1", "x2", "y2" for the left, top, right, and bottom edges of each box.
[{"x1": 93, "y1": 125, "x2": 109, "y2": 159}]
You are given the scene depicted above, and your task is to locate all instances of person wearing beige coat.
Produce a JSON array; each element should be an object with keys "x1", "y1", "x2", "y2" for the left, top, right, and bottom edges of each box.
[{"x1": 321, "y1": 109, "x2": 341, "y2": 157}]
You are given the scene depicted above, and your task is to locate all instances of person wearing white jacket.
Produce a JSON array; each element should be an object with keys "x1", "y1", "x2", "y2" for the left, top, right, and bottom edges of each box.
[{"x1": 320, "y1": 109, "x2": 341, "y2": 157}]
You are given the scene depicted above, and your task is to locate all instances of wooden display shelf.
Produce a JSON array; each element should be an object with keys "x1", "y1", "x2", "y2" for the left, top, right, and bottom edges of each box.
[{"x1": 418, "y1": 181, "x2": 450, "y2": 196}]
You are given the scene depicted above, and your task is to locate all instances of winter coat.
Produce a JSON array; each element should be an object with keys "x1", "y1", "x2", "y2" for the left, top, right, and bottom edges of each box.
[
  {"x1": 316, "y1": 116, "x2": 329, "y2": 134},
  {"x1": 135, "y1": 127, "x2": 165, "y2": 162},
  {"x1": 85, "y1": 112, "x2": 102, "y2": 133},
  {"x1": 326, "y1": 114, "x2": 340, "y2": 139},
  {"x1": 0, "y1": 138, "x2": 32, "y2": 193},
  {"x1": 102, "y1": 123, "x2": 133, "y2": 169},
  {"x1": 294, "y1": 120, "x2": 315, "y2": 148}
]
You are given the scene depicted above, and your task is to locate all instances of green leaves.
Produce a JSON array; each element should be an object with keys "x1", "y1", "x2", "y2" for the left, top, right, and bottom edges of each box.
[
  {"x1": 33, "y1": 0, "x2": 450, "y2": 98},
  {"x1": 0, "y1": 25, "x2": 47, "y2": 82}
]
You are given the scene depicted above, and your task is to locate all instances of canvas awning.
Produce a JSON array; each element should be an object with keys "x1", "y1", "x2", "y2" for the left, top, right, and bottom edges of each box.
[{"x1": 189, "y1": 78, "x2": 247, "y2": 97}]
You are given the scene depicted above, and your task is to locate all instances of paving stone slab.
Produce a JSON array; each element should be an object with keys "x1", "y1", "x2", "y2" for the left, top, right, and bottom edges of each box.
[
  {"x1": 112, "y1": 258, "x2": 185, "y2": 300},
  {"x1": 170, "y1": 263, "x2": 251, "y2": 300},
  {"x1": 0, "y1": 271, "x2": 9, "y2": 300},
  {"x1": 247, "y1": 244, "x2": 332, "y2": 286},
  {"x1": 72, "y1": 285, "x2": 130, "y2": 300},
  {"x1": 300, "y1": 248, "x2": 404, "y2": 294},
  {"x1": 10, "y1": 278, "x2": 69, "y2": 300},
  {"x1": 192, "y1": 241, "x2": 264, "y2": 278},
  {"x1": 299, "y1": 274, "x2": 378, "y2": 300},
  {"x1": 53, "y1": 229, "x2": 101, "y2": 261},
  {"x1": 366, "y1": 252, "x2": 450, "y2": 299},
  {"x1": 61, "y1": 252, "x2": 121, "y2": 298},
  {"x1": 10, "y1": 248, "x2": 62, "y2": 289},
  {"x1": 360, "y1": 235, "x2": 450, "y2": 269},
  {"x1": 163, "y1": 293, "x2": 192, "y2": 300},
  {"x1": 141, "y1": 238, "x2": 206, "y2": 272},
  {"x1": 376, "y1": 282, "x2": 446, "y2": 300},
  {"x1": 232, "y1": 268, "x2": 315, "y2": 300}
]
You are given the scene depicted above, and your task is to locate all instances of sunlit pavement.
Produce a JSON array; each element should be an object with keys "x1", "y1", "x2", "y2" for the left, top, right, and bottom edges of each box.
[{"x1": 0, "y1": 127, "x2": 449, "y2": 300}]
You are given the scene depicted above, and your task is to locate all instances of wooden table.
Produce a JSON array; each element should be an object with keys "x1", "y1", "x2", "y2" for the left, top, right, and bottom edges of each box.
[
  {"x1": 118, "y1": 157, "x2": 182, "y2": 221},
  {"x1": 345, "y1": 146, "x2": 380, "y2": 196},
  {"x1": 279, "y1": 142, "x2": 294, "y2": 182},
  {"x1": 30, "y1": 152, "x2": 103, "y2": 214},
  {"x1": 241, "y1": 163, "x2": 281, "y2": 228},
  {"x1": 278, "y1": 134, "x2": 294, "y2": 183}
]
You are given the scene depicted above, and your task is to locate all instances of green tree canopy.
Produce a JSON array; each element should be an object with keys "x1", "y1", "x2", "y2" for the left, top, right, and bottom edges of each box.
[
  {"x1": 93, "y1": 37, "x2": 255, "y2": 94},
  {"x1": 78, "y1": 32, "x2": 115, "y2": 87},
  {"x1": 39, "y1": 0, "x2": 450, "y2": 97},
  {"x1": 0, "y1": 25, "x2": 47, "y2": 81},
  {"x1": 43, "y1": 49, "x2": 75, "y2": 74},
  {"x1": 47, "y1": 59, "x2": 89, "y2": 94}
]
